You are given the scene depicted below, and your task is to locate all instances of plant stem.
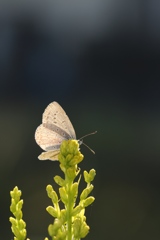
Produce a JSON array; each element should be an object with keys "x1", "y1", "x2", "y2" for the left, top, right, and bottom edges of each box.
[{"x1": 66, "y1": 178, "x2": 73, "y2": 240}]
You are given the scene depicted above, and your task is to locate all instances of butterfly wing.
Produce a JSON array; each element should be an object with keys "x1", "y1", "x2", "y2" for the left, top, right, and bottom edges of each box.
[
  {"x1": 42, "y1": 101, "x2": 76, "y2": 139},
  {"x1": 35, "y1": 101, "x2": 76, "y2": 161},
  {"x1": 38, "y1": 150, "x2": 60, "y2": 161},
  {"x1": 35, "y1": 124, "x2": 65, "y2": 151}
]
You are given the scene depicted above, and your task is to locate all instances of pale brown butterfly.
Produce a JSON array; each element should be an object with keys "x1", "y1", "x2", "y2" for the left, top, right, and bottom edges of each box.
[{"x1": 35, "y1": 101, "x2": 96, "y2": 161}]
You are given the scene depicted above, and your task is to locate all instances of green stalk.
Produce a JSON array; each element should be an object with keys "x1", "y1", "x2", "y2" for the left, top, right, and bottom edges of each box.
[{"x1": 66, "y1": 180, "x2": 73, "y2": 240}]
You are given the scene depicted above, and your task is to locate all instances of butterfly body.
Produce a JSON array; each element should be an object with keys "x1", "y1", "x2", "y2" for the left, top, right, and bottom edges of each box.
[{"x1": 35, "y1": 101, "x2": 76, "y2": 161}]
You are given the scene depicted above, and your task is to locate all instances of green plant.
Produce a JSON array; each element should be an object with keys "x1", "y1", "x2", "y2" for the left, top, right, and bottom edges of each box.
[
  {"x1": 10, "y1": 139, "x2": 96, "y2": 240},
  {"x1": 9, "y1": 187, "x2": 29, "y2": 240}
]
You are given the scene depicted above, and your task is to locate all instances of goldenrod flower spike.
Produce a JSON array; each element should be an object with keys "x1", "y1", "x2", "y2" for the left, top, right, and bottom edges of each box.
[
  {"x1": 46, "y1": 140, "x2": 96, "y2": 240},
  {"x1": 9, "y1": 186, "x2": 29, "y2": 240}
]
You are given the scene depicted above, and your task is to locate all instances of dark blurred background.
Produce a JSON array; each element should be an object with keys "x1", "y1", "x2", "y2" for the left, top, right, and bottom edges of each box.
[{"x1": 1, "y1": 1, "x2": 160, "y2": 239}]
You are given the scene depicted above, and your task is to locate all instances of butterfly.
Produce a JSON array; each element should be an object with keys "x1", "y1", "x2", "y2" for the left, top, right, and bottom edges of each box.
[
  {"x1": 35, "y1": 101, "x2": 78, "y2": 161},
  {"x1": 35, "y1": 101, "x2": 96, "y2": 161}
]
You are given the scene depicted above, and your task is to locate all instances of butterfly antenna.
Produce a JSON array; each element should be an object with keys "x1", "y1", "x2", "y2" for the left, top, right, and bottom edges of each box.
[
  {"x1": 79, "y1": 131, "x2": 97, "y2": 154},
  {"x1": 82, "y1": 141, "x2": 95, "y2": 154},
  {"x1": 79, "y1": 131, "x2": 97, "y2": 140}
]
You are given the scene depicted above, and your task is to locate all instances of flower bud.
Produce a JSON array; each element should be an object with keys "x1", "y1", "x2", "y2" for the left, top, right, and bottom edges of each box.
[
  {"x1": 80, "y1": 185, "x2": 94, "y2": 200},
  {"x1": 54, "y1": 175, "x2": 65, "y2": 186},
  {"x1": 59, "y1": 187, "x2": 68, "y2": 204},
  {"x1": 83, "y1": 196, "x2": 95, "y2": 207},
  {"x1": 84, "y1": 169, "x2": 96, "y2": 183},
  {"x1": 72, "y1": 205, "x2": 83, "y2": 216},
  {"x1": 46, "y1": 206, "x2": 58, "y2": 218},
  {"x1": 46, "y1": 185, "x2": 58, "y2": 203}
]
